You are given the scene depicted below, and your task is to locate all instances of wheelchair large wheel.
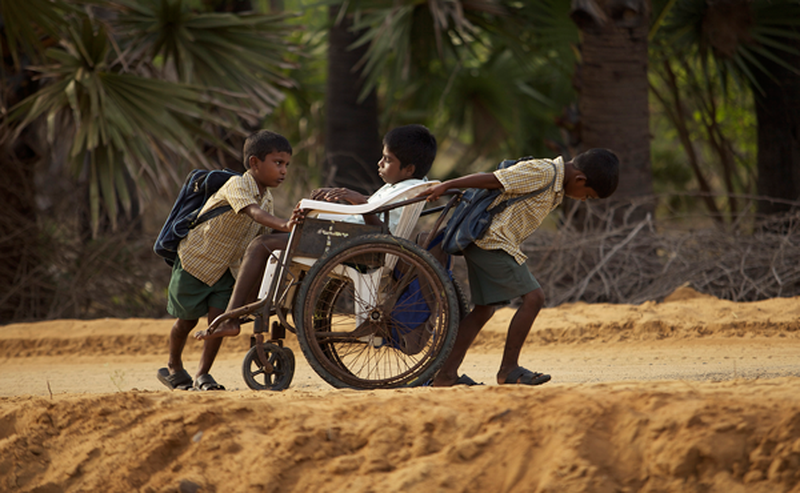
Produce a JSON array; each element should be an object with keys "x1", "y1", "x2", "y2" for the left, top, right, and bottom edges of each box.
[
  {"x1": 242, "y1": 343, "x2": 295, "y2": 391},
  {"x1": 294, "y1": 234, "x2": 459, "y2": 389}
]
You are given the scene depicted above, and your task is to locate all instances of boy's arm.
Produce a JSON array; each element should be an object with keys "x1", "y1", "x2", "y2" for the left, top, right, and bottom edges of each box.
[
  {"x1": 241, "y1": 204, "x2": 300, "y2": 233},
  {"x1": 418, "y1": 173, "x2": 502, "y2": 202}
]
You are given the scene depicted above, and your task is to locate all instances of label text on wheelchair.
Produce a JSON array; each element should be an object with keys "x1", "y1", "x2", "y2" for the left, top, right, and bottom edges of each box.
[
  {"x1": 319, "y1": 226, "x2": 351, "y2": 255},
  {"x1": 317, "y1": 229, "x2": 350, "y2": 238}
]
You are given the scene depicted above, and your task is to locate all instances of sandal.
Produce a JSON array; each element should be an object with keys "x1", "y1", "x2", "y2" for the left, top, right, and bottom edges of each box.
[
  {"x1": 502, "y1": 367, "x2": 551, "y2": 386},
  {"x1": 157, "y1": 368, "x2": 193, "y2": 391},
  {"x1": 455, "y1": 374, "x2": 484, "y2": 386},
  {"x1": 194, "y1": 374, "x2": 225, "y2": 391}
]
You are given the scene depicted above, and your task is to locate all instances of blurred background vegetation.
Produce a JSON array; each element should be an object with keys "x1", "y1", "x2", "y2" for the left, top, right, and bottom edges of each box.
[{"x1": 1, "y1": 0, "x2": 799, "y2": 322}]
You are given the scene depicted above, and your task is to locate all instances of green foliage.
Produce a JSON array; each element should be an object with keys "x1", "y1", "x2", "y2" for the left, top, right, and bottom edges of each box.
[
  {"x1": 3, "y1": 0, "x2": 300, "y2": 236},
  {"x1": 648, "y1": 0, "x2": 797, "y2": 222},
  {"x1": 652, "y1": 0, "x2": 800, "y2": 94},
  {"x1": 261, "y1": 0, "x2": 329, "y2": 193},
  {"x1": 0, "y1": 0, "x2": 82, "y2": 69},
  {"x1": 330, "y1": 0, "x2": 579, "y2": 172}
]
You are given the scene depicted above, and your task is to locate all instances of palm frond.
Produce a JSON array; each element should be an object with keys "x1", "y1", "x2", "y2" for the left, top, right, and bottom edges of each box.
[
  {"x1": 654, "y1": 0, "x2": 800, "y2": 92},
  {"x1": 113, "y1": 0, "x2": 298, "y2": 115},
  {"x1": 0, "y1": 0, "x2": 79, "y2": 68},
  {"x1": 4, "y1": 0, "x2": 301, "y2": 235},
  {"x1": 8, "y1": 15, "x2": 226, "y2": 233}
]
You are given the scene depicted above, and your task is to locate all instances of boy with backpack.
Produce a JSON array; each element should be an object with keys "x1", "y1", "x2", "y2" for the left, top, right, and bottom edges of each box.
[
  {"x1": 157, "y1": 130, "x2": 299, "y2": 391},
  {"x1": 419, "y1": 148, "x2": 620, "y2": 387}
]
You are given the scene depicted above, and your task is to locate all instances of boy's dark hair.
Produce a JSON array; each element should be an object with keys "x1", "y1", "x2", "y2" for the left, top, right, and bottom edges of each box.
[
  {"x1": 382, "y1": 124, "x2": 437, "y2": 179},
  {"x1": 572, "y1": 148, "x2": 620, "y2": 198},
  {"x1": 243, "y1": 130, "x2": 292, "y2": 169}
]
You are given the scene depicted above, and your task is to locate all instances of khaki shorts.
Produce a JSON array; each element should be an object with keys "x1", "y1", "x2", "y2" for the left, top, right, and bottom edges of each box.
[
  {"x1": 463, "y1": 244, "x2": 540, "y2": 306},
  {"x1": 166, "y1": 256, "x2": 234, "y2": 320}
]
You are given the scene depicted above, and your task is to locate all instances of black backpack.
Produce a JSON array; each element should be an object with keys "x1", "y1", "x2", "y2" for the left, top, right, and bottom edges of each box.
[
  {"x1": 440, "y1": 157, "x2": 556, "y2": 255},
  {"x1": 153, "y1": 168, "x2": 241, "y2": 266}
]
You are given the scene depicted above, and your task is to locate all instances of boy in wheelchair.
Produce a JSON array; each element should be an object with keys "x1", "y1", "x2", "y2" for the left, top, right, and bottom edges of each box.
[{"x1": 309, "y1": 124, "x2": 436, "y2": 234}]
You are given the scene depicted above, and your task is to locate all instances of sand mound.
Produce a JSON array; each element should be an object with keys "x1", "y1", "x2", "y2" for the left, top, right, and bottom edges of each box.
[
  {"x1": 3, "y1": 294, "x2": 798, "y2": 359},
  {"x1": 2, "y1": 381, "x2": 800, "y2": 493},
  {"x1": 2, "y1": 295, "x2": 800, "y2": 492},
  {"x1": 663, "y1": 285, "x2": 717, "y2": 302}
]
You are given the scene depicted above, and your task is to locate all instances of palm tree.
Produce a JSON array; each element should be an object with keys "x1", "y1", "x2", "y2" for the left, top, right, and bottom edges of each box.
[
  {"x1": 0, "y1": 0, "x2": 299, "y2": 319},
  {"x1": 754, "y1": 31, "x2": 800, "y2": 217},
  {"x1": 568, "y1": 0, "x2": 800, "y2": 224},
  {"x1": 329, "y1": 0, "x2": 575, "y2": 177},
  {"x1": 651, "y1": 0, "x2": 800, "y2": 220},
  {"x1": 324, "y1": 5, "x2": 383, "y2": 195}
]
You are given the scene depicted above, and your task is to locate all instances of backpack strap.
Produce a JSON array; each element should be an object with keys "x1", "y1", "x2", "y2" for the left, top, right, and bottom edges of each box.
[
  {"x1": 187, "y1": 168, "x2": 240, "y2": 229},
  {"x1": 190, "y1": 205, "x2": 232, "y2": 229}
]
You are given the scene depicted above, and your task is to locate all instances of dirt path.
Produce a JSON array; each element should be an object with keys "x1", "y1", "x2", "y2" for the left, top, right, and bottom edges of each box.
[{"x1": 2, "y1": 337, "x2": 798, "y2": 397}]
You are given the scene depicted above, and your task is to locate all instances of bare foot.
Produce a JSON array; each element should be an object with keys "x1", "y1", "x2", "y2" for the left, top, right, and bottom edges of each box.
[{"x1": 194, "y1": 319, "x2": 240, "y2": 340}]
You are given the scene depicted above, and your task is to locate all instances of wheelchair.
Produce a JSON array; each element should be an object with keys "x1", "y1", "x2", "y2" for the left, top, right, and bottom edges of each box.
[{"x1": 206, "y1": 182, "x2": 467, "y2": 390}]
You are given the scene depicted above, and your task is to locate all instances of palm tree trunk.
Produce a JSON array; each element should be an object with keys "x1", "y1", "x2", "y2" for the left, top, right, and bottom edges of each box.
[
  {"x1": 324, "y1": 5, "x2": 382, "y2": 195},
  {"x1": 0, "y1": 136, "x2": 52, "y2": 321},
  {"x1": 754, "y1": 34, "x2": 800, "y2": 218},
  {"x1": 571, "y1": 0, "x2": 653, "y2": 224},
  {"x1": 0, "y1": 48, "x2": 51, "y2": 320}
]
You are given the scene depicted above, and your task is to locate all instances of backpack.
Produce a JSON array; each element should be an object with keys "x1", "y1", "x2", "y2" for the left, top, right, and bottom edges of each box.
[
  {"x1": 440, "y1": 157, "x2": 557, "y2": 255},
  {"x1": 153, "y1": 168, "x2": 241, "y2": 266}
]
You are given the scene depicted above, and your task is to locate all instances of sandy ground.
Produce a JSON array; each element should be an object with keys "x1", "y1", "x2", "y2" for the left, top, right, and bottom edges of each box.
[{"x1": 1, "y1": 286, "x2": 800, "y2": 492}]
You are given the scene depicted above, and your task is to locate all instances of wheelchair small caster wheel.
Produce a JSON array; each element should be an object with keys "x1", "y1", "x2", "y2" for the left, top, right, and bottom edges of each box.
[{"x1": 242, "y1": 343, "x2": 294, "y2": 391}]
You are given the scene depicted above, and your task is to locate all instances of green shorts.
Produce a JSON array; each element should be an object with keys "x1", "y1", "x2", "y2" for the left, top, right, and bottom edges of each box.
[
  {"x1": 463, "y1": 244, "x2": 540, "y2": 306},
  {"x1": 166, "y1": 256, "x2": 235, "y2": 320}
]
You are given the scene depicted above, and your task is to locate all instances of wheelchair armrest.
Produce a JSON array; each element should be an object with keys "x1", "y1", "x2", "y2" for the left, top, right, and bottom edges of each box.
[{"x1": 299, "y1": 181, "x2": 440, "y2": 217}]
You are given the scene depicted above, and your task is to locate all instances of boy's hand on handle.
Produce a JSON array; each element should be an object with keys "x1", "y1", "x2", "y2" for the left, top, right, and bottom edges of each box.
[
  {"x1": 417, "y1": 173, "x2": 502, "y2": 202},
  {"x1": 309, "y1": 188, "x2": 333, "y2": 200},
  {"x1": 310, "y1": 187, "x2": 367, "y2": 205},
  {"x1": 288, "y1": 203, "x2": 305, "y2": 230}
]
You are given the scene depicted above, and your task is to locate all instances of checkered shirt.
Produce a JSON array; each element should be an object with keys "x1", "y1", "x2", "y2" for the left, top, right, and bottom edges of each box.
[
  {"x1": 178, "y1": 170, "x2": 273, "y2": 286},
  {"x1": 474, "y1": 156, "x2": 565, "y2": 264}
]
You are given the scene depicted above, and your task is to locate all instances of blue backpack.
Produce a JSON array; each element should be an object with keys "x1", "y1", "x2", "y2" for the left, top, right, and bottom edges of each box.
[
  {"x1": 153, "y1": 168, "x2": 241, "y2": 266},
  {"x1": 440, "y1": 157, "x2": 556, "y2": 255}
]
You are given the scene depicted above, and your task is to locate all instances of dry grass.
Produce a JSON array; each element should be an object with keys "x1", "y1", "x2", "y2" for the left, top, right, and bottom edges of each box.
[
  {"x1": 524, "y1": 203, "x2": 800, "y2": 306},
  {"x1": 3, "y1": 191, "x2": 799, "y2": 322}
]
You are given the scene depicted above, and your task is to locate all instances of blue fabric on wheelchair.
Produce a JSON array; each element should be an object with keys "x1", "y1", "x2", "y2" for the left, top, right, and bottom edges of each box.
[
  {"x1": 388, "y1": 275, "x2": 431, "y2": 349},
  {"x1": 387, "y1": 233, "x2": 452, "y2": 349}
]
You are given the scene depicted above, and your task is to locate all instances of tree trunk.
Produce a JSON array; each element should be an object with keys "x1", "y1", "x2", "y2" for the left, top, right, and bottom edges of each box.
[
  {"x1": 0, "y1": 132, "x2": 53, "y2": 321},
  {"x1": 754, "y1": 34, "x2": 800, "y2": 218},
  {"x1": 324, "y1": 6, "x2": 383, "y2": 195},
  {"x1": 571, "y1": 0, "x2": 653, "y2": 224},
  {"x1": 0, "y1": 39, "x2": 52, "y2": 320}
]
